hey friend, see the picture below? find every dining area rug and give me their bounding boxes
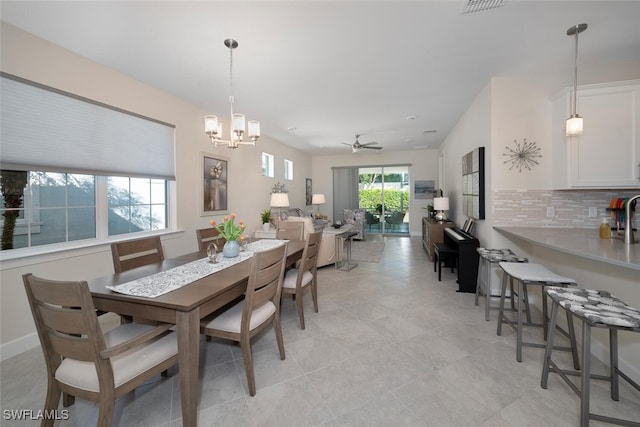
[349,234,385,263]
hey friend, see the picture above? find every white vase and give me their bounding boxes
[262,223,270,231]
[222,240,240,258]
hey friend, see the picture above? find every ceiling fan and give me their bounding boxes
[340,134,383,153]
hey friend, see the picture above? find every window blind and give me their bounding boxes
[0,73,176,180]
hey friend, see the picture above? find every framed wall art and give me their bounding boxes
[305,178,312,206]
[462,147,485,220]
[201,153,228,216]
[414,180,435,199]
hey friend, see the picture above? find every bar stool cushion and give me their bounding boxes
[476,248,528,321]
[498,262,576,284]
[546,287,640,330]
[497,262,579,364]
[477,248,527,263]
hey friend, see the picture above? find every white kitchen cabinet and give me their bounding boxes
[551,80,640,189]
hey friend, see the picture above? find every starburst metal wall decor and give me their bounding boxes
[503,138,542,172]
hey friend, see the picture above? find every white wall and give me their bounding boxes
[441,75,640,382]
[439,82,492,243]
[0,22,312,357]
[491,77,553,191]
[311,150,439,236]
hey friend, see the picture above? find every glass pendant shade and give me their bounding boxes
[248,120,260,138]
[204,115,219,136]
[566,114,583,136]
[232,113,245,135]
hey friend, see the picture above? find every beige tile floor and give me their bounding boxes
[2,236,639,426]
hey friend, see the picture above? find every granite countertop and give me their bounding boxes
[494,226,640,271]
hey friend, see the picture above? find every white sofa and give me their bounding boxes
[280,216,351,267]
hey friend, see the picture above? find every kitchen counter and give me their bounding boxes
[494,226,640,271]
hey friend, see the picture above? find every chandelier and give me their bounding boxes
[204,39,260,149]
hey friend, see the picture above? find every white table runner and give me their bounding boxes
[106,239,287,298]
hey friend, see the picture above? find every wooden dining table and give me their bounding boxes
[87,240,305,427]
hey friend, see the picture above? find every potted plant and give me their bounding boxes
[260,209,272,231]
[209,214,246,257]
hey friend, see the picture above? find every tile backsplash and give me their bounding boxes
[494,189,640,228]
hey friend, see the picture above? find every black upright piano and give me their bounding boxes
[443,227,480,293]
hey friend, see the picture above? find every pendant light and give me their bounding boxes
[566,23,588,137]
[204,39,260,149]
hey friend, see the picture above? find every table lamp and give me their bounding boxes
[433,197,449,222]
[311,193,326,217]
[270,192,289,223]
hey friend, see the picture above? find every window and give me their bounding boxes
[108,177,167,236]
[284,159,294,180]
[0,74,174,254]
[262,152,274,177]
[0,170,168,250]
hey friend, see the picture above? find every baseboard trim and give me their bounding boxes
[591,338,640,385]
[1,332,40,362]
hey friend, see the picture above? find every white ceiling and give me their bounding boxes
[2,1,640,155]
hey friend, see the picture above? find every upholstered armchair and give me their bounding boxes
[343,208,366,240]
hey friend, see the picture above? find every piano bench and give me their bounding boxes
[433,243,457,282]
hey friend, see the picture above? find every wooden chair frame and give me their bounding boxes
[110,236,164,273]
[23,273,178,427]
[276,221,305,241]
[200,242,288,396]
[282,231,322,330]
[196,227,226,252]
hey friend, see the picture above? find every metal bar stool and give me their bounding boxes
[433,242,457,282]
[541,287,640,427]
[496,262,580,366]
[475,248,528,321]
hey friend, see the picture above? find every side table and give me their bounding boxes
[335,230,358,271]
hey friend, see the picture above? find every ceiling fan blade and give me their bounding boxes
[360,141,378,147]
[362,146,383,150]
[339,142,353,146]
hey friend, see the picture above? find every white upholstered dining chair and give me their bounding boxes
[22,273,178,427]
[282,231,322,330]
[200,242,289,396]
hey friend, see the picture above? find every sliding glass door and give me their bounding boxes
[358,166,409,235]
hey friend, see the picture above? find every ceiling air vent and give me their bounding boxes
[461,0,504,14]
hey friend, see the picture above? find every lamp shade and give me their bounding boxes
[312,193,326,205]
[566,115,583,136]
[433,197,449,211]
[270,193,289,208]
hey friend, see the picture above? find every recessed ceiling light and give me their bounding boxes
[287,126,297,131]
[406,115,417,120]
[405,139,416,143]
[423,129,438,133]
